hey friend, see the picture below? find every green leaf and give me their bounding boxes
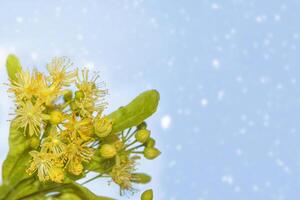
[2,120,32,185]
[6,54,22,83]
[51,183,114,200]
[107,90,160,133]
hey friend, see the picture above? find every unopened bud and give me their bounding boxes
[137,121,147,130]
[141,189,153,200]
[75,90,85,100]
[100,144,117,159]
[135,129,150,143]
[94,117,112,138]
[144,147,161,160]
[63,90,73,102]
[30,137,40,149]
[131,173,151,184]
[70,101,78,111]
[145,138,155,148]
[49,110,64,125]
[114,140,124,151]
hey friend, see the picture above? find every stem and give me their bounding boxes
[124,129,137,143]
[125,140,137,149]
[132,151,143,154]
[126,144,144,152]
[124,128,132,139]
[81,174,103,185]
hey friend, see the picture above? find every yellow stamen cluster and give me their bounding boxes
[8,57,111,183]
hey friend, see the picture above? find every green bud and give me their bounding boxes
[94,117,112,138]
[63,90,73,102]
[135,129,150,143]
[75,90,85,100]
[70,101,78,111]
[30,137,40,149]
[6,54,22,83]
[137,121,147,130]
[49,110,64,125]
[102,134,119,144]
[131,173,152,184]
[145,137,156,148]
[144,147,161,160]
[100,144,117,159]
[141,189,153,200]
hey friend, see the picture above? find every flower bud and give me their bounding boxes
[135,129,150,143]
[144,147,161,160]
[94,117,112,138]
[49,110,64,125]
[145,138,155,148]
[114,140,124,151]
[141,189,153,200]
[137,121,147,130]
[30,137,40,149]
[63,90,73,102]
[131,173,151,184]
[100,144,117,159]
[70,101,78,111]
[75,90,85,100]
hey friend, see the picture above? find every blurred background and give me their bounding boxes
[1,0,300,199]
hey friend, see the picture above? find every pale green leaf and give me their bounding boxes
[2,120,32,186]
[6,54,22,83]
[107,90,160,133]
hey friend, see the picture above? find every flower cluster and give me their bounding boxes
[7,57,160,198]
[8,57,108,183]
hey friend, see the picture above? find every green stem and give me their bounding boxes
[126,144,144,152]
[81,174,103,185]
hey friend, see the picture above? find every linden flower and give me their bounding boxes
[8,70,36,101]
[15,101,48,136]
[110,157,136,191]
[27,151,64,183]
[34,71,62,105]
[64,139,94,175]
[47,57,78,87]
[41,128,66,154]
[75,69,107,114]
[63,114,94,141]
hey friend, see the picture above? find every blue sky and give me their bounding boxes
[1,0,300,199]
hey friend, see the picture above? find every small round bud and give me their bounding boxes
[70,101,78,111]
[100,144,117,159]
[30,137,40,149]
[114,140,124,151]
[145,138,156,148]
[137,121,147,130]
[131,173,151,184]
[63,90,73,102]
[75,90,85,100]
[135,129,150,143]
[141,189,153,200]
[144,147,161,160]
[49,110,64,125]
[94,117,112,138]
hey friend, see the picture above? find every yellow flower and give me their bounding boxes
[14,101,48,136]
[41,128,66,154]
[110,157,136,191]
[94,115,112,138]
[27,151,64,183]
[47,57,78,87]
[64,139,94,175]
[75,69,107,115]
[63,114,94,141]
[8,70,36,101]
[34,71,62,105]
